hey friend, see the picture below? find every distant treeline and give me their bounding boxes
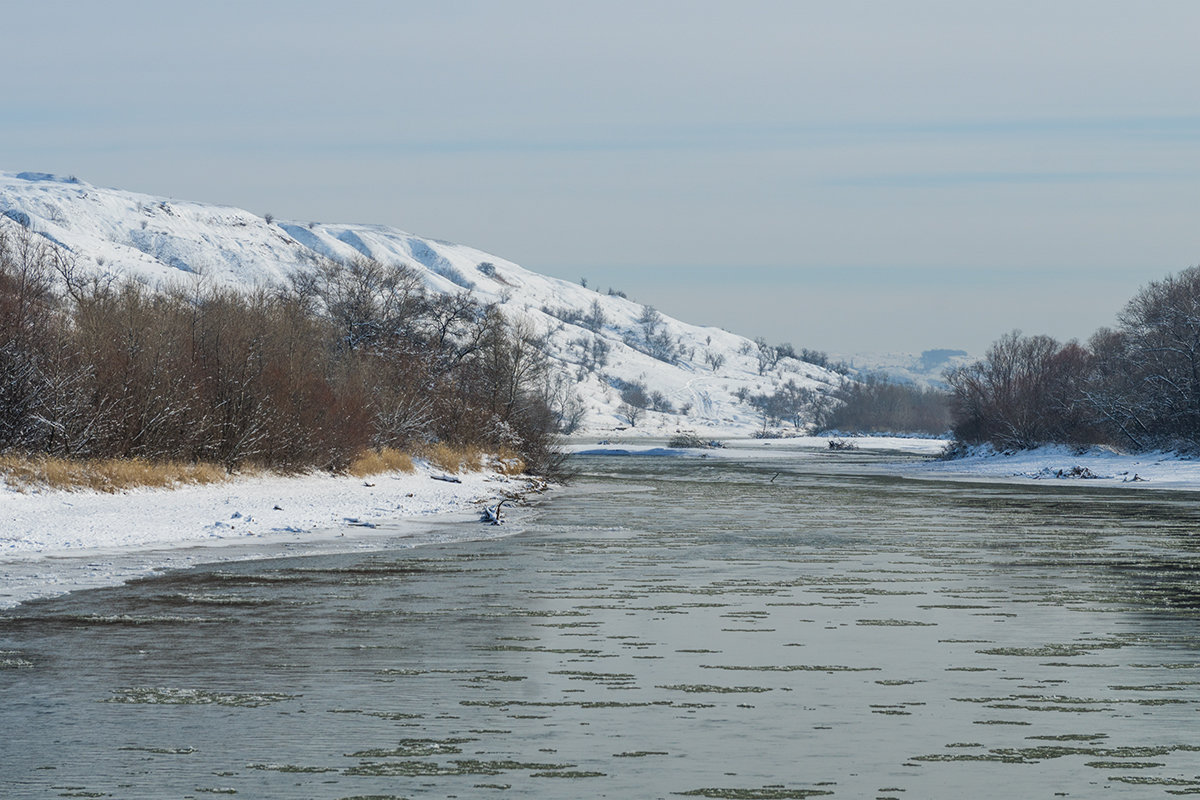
[826,374,951,436]
[0,225,563,473]
[734,374,951,437]
[947,265,1200,452]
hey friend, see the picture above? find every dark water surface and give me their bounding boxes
[4,448,1200,799]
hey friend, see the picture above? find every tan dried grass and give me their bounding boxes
[490,446,526,476]
[420,443,524,475]
[347,447,416,477]
[0,454,229,493]
[421,442,484,474]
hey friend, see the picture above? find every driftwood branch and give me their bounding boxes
[482,498,510,525]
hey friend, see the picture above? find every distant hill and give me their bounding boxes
[833,349,974,390]
[0,171,846,437]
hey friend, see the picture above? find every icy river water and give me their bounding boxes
[4,447,1200,799]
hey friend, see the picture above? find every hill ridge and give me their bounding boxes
[0,170,843,436]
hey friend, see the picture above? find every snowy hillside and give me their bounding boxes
[0,171,845,436]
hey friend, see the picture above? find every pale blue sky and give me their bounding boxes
[5,1,1199,354]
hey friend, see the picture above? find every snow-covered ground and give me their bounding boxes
[907,443,1200,489]
[0,462,538,609]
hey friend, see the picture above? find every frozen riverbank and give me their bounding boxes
[569,434,1200,491]
[908,442,1200,489]
[8,435,1200,609]
[0,462,540,608]
[565,434,949,458]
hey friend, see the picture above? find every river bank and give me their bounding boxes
[6,434,1200,608]
[0,461,543,608]
[570,434,1200,491]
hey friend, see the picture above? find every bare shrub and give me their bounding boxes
[746,380,834,430]
[649,390,674,413]
[619,381,649,409]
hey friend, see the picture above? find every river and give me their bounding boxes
[3,446,1200,798]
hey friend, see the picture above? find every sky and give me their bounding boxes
[4,1,1199,356]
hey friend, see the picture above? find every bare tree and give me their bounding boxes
[754,337,782,375]
[946,331,1094,449]
[827,374,951,435]
[1082,327,1152,449]
[0,229,570,474]
[1107,266,1200,447]
[583,299,606,332]
[617,401,643,427]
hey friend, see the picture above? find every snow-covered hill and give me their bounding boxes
[0,171,845,436]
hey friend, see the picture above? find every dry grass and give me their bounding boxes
[0,443,519,493]
[347,447,416,478]
[420,443,525,476]
[490,446,527,476]
[421,442,484,474]
[0,453,229,493]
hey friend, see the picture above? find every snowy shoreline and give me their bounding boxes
[0,462,540,609]
[903,442,1200,491]
[7,436,1200,610]
[568,434,1200,491]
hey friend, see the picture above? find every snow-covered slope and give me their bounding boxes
[0,171,844,436]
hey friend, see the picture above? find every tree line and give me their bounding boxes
[947,265,1200,452]
[0,224,563,474]
[826,374,951,436]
